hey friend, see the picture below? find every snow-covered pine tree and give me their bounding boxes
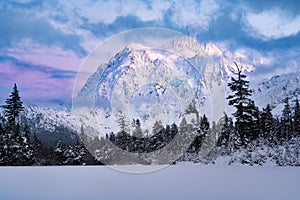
[0,123,2,135]
[281,97,293,141]
[0,128,35,166]
[205,121,218,151]
[165,124,171,143]
[151,120,165,150]
[227,62,257,146]
[272,117,282,145]
[152,120,164,135]
[194,114,209,149]
[3,83,24,125]
[116,114,130,134]
[187,114,208,153]
[293,98,300,136]
[132,119,143,138]
[79,125,88,145]
[217,113,230,147]
[248,100,260,140]
[0,83,35,165]
[260,105,273,135]
[227,116,236,154]
[260,104,274,143]
[200,114,210,134]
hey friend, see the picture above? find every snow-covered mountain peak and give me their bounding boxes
[252,71,300,115]
[169,37,255,78]
[203,43,223,57]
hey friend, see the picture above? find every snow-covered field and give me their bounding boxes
[0,165,299,200]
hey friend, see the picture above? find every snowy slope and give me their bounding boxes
[75,39,256,106]
[74,44,211,136]
[19,106,78,146]
[252,71,300,115]
[73,39,257,137]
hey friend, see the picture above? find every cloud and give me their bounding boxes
[1,0,300,106]
[0,4,86,56]
[58,0,170,25]
[0,55,76,105]
[241,0,300,16]
[246,9,300,40]
[5,39,84,72]
[170,0,220,29]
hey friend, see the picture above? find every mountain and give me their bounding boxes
[252,71,300,115]
[73,39,298,137]
[20,106,78,146]
[0,105,78,147]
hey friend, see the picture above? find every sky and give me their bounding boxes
[0,0,299,107]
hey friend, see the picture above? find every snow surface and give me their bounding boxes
[0,165,299,200]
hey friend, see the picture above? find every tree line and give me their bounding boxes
[0,84,100,165]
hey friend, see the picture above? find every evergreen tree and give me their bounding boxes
[227,63,256,146]
[132,119,143,138]
[54,140,66,165]
[217,113,230,147]
[152,120,164,135]
[273,117,282,145]
[24,124,30,141]
[79,125,88,145]
[200,114,210,133]
[0,123,3,135]
[165,124,171,143]
[116,114,130,134]
[29,131,41,165]
[177,117,191,151]
[260,104,274,141]
[0,128,35,166]
[151,120,165,150]
[227,116,236,153]
[205,121,218,151]
[32,131,41,148]
[248,101,260,140]
[0,84,36,165]
[170,123,178,138]
[281,97,292,140]
[293,98,300,136]
[189,114,210,152]
[3,83,24,125]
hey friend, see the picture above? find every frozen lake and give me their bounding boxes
[0,165,299,200]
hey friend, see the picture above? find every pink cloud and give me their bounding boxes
[0,61,75,105]
[6,39,84,72]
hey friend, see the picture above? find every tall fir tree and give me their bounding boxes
[217,113,230,147]
[0,123,3,135]
[3,83,24,125]
[227,62,256,146]
[281,97,293,140]
[293,98,300,136]
[116,114,130,134]
[0,83,36,165]
[152,120,165,135]
[79,125,88,145]
[132,119,143,138]
[248,100,260,140]
[200,114,210,133]
[260,104,274,142]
